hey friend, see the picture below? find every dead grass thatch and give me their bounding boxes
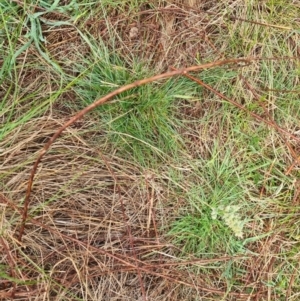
[1,116,264,300]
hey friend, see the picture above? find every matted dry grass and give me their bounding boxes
[1,0,300,300]
[83,0,230,70]
[0,117,220,300]
[2,114,298,300]
[0,116,254,300]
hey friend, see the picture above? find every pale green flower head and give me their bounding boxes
[211,205,244,238]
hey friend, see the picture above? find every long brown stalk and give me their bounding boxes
[17,56,298,241]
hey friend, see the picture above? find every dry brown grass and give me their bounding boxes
[1,116,253,300]
[83,0,231,70]
[1,0,300,300]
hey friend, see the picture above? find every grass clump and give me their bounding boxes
[74,44,198,165]
[169,146,249,256]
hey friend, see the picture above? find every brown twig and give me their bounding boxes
[238,74,300,177]
[175,66,300,178]
[17,56,298,242]
[173,67,300,148]
[16,57,252,242]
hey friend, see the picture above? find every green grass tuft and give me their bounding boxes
[74,44,198,165]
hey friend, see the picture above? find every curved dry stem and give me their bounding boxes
[16,56,297,241]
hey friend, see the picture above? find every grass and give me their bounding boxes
[73,46,198,165]
[1,0,300,300]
